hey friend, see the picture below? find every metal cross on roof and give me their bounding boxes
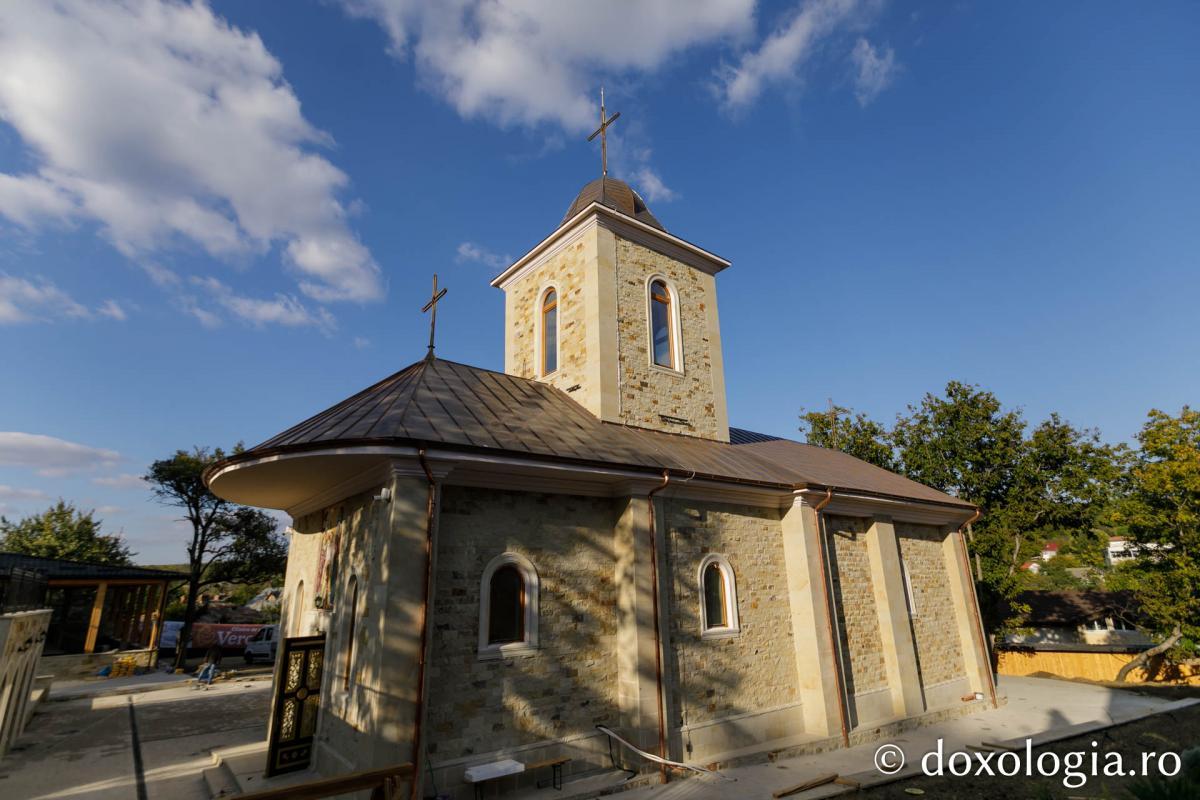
[588,86,621,177]
[421,273,448,358]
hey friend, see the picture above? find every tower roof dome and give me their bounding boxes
[562,177,665,231]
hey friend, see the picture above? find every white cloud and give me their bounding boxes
[96,505,122,515]
[0,485,48,501]
[631,168,677,203]
[353,336,371,349]
[340,0,754,131]
[0,432,121,476]
[97,299,127,321]
[850,38,896,106]
[456,241,511,270]
[0,274,133,324]
[92,473,146,490]
[0,0,381,303]
[0,274,90,323]
[717,0,880,111]
[192,276,337,334]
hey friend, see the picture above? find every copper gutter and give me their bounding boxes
[811,488,850,748]
[646,470,671,783]
[409,448,437,800]
[955,508,997,709]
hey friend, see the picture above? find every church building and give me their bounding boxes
[206,153,995,796]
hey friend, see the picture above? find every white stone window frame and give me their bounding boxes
[478,552,540,660]
[644,273,684,376]
[697,554,740,640]
[535,282,561,378]
[901,558,919,617]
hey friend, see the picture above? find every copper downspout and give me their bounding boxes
[955,508,998,709]
[646,470,671,784]
[811,487,850,748]
[410,448,438,800]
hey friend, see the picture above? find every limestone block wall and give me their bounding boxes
[826,516,888,699]
[664,498,798,750]
[281,524,322,638]
[614,237,727,441]
[896,523,966,691]
[505,231,592,399]
[424,486,621,763]
[290,488,393,774]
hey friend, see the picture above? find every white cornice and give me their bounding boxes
[491,202,730,290]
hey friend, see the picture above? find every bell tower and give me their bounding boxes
[491,176,731,442]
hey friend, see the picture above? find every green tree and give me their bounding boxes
[890,384,1123,633]
[1110,407,1200,681]
[146,447,287,669]
[799,404,895,470]
[890,382,1028,629]
[0,500,133,564]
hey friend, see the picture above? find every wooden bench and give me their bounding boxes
[464,758,524,799]
[525,756,571,791]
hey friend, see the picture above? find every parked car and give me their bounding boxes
[243,624,278,664]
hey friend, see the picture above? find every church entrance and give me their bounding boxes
[266,634,326,776]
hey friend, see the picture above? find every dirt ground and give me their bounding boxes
[865,694,1200,799]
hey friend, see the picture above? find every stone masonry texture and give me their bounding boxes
[615,237,722,440]
[897,522,967,688]
[826,515,888,696]
[424,486,621,760]
[664,499,798,726]
[508,236,589,395]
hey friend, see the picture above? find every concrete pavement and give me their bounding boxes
[0,677,270,800]
[615,676,1198,800]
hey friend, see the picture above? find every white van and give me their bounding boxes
[243,625,278,664]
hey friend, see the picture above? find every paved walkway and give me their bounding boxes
[1,675,1190,800]
[616,676,1196,800]
[0,677,271,800]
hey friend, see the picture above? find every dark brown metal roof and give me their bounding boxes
[563,177,665,231]
[0,553,180,581]
[224,357,972,509]
[1015,590,1141,627]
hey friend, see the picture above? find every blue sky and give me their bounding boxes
[1,1,1197,563]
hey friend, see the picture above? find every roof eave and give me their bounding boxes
[491,201,730,290]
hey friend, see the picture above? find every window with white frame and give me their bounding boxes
[901,559,918,617]
[478,552,539,658]
[540,287,558,376]
[342,574,358,690]
[698,554,739,638]
[647,277,682,371]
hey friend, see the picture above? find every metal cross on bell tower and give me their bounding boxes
[588,86,621,177]
[421,273,448,359]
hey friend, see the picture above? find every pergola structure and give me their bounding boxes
[0,554,179,655]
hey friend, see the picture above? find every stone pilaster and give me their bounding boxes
[865,516,924,718]
[614,494,668,755]
[780,498,844,737]
[941,528,993,698]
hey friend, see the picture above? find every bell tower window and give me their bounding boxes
[541,288,558,375]
[649,279,676,369]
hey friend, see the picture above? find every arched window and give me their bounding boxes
[648,279,677,370]
[342,575,358,690]
[541,288,558,375]
[697,555,739,638]
[478,553,539,659]
[293,580,306,636]
[901,559,918,617]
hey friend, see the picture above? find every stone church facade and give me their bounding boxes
[206,176,994,797]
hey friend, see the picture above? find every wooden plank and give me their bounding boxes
[231,763,413,800]
[772,772,838,798]
[525,756,571,770]
[83,582,108,654]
